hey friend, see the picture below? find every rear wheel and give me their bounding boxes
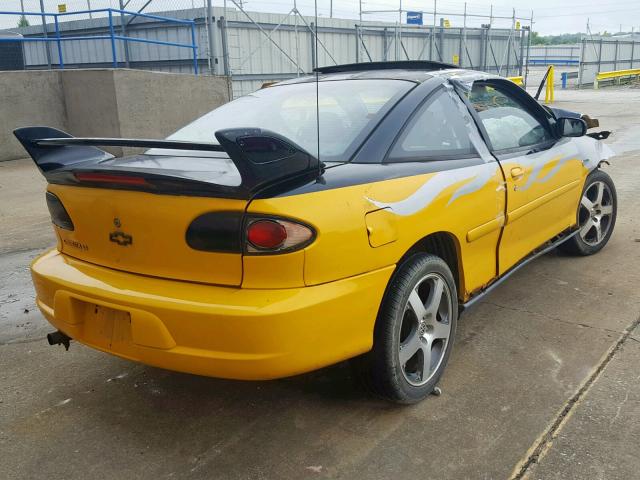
[354,254,458,404]
[560,170,617,256]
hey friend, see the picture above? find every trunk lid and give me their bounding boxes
[14,126,323,285]
[49,182,247,286]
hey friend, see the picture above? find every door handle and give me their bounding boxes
[510,166,525,180]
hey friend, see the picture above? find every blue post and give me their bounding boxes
[190,22,198,75]
[53,15,64,69]
[561,72,568,89]
[108,9,118,67]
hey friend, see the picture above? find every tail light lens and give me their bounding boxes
[247,220,287,249]
[186,213,315,254]
[45,192,74,230]
[186,212,243,253]
[245,217,315,253]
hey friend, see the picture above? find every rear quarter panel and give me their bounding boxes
[247,161,505,300]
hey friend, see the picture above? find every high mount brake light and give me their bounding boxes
[74,172,149,186]
[246,218,315,253]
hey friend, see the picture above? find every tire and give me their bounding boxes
[353,253,458,404]
[559,169,617,256]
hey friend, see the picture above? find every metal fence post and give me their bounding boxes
[355,24,360,63]
[578,38,585,88]
[458,28,463,67]
[38,0,52,69]
[383,27,389,61]
[485,27,492,71]
[206,0,216,74]
[613,40,618,71]
[479,26,486,71]
[190,22,198,75]
[631,40,635,69]
[118,0,130,68]
[310,22,316,70]
[108,9,118,67]
[598,38,603,73]
[54,14,63,69]
[431,0,436,61]
[460,3,466,66]
[518,29,525,76]
[524,27,532,86]
[397,1,402,61]
[429,26,434,61]
[219,16,230,77]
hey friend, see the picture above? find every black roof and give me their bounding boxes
[279,61,461,86]
[314,61,459,75]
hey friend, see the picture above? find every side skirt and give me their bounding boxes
[460,229,579,313]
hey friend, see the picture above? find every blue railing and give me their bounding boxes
[528,58,580,66]
[0,8,198,74]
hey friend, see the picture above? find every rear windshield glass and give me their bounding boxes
[157,79,412,161]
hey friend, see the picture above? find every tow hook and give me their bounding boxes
[47,331,71,351]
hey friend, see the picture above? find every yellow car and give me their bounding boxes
[16,61,616,403]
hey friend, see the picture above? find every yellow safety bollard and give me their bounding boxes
[544,65,555,104]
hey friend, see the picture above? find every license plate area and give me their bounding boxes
[83,303,132,350]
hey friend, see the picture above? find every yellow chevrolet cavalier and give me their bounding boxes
[16,61,616,403]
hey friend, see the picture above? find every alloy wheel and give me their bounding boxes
[579,180,614,246]
[398,273,453,387]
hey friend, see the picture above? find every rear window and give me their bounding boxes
[160,79,412,161]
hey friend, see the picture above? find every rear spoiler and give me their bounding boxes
[14,126,323,198]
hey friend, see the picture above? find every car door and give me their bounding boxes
[371,86,505,295]
[464,80,584,273]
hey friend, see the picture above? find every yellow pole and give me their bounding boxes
[545,65,555,104]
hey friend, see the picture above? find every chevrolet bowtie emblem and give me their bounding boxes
[109,231,133,246]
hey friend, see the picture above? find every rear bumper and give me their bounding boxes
[31,250,393,380]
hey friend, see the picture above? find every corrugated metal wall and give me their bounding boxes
[13,6,528,98]
[221,11,527,97]
[579,37,640,85]
[528,45,580,65]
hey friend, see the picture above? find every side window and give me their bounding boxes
[467,83,554,151]
[388,90,477,162]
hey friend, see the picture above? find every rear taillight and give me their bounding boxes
[186,213,315,254]
[45,192,74,231]
[186,212,243,253]
[245,217,314,253]
[247,220,287,250]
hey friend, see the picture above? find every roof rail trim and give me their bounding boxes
[314,61,459,74]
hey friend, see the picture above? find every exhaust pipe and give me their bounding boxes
[47,331,71,351]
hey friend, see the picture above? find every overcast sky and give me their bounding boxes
[2,0,639,35]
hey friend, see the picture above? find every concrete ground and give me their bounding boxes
[1,88,639,480]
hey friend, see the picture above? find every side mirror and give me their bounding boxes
[557,117,587,137]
